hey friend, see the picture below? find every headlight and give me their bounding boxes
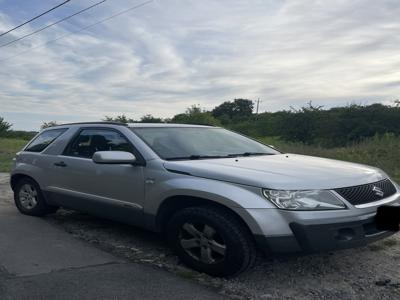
[262,189,347,210]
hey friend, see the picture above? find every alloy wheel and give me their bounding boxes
[179,222,226,264]
[18,184,38,210]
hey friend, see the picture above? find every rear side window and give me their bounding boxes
[25,128,67,153]
[64,129,134,158]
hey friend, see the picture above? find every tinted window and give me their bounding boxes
[25,128,67,152]
[64,129,134,158]
[131,127,279,160]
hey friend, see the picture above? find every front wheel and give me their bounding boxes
[14,178,58,216]
[167,206,257,277]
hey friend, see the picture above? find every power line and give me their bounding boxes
[0,0,154,63]
[0,0,107,48]
[0,0,72,38]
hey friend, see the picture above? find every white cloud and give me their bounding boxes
[0,0,399,130]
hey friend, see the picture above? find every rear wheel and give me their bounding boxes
[167,206,257,277]
[14,178,58,216]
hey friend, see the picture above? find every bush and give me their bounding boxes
[224,103,400,147]
[171,105,221,126]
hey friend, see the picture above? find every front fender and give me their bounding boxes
[146,176,275,211]
[144,175,277,235]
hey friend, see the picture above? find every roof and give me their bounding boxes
[51,122,215,128]
[127,123,215,128]
[52,121,127,127]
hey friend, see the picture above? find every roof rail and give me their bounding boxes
[53,121,128,127]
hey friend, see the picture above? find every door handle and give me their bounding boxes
[54,161,67,167]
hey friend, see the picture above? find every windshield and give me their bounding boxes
[131,127,279,160]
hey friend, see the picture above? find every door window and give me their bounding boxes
[25,128,67,152]
[64,129,134,158]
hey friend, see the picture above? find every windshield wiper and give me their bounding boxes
[167,152,274,160]
[227,152,273,157]
[166,155,229,161]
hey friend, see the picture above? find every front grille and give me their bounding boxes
[334,179,397,206]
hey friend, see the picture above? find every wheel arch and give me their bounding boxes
[155,195,260,237]
[10,173,38,191]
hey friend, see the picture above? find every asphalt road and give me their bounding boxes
[0,174,224,300]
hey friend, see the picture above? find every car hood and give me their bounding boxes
[163,154,387,190]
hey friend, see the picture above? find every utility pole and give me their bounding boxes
[256,98,261,114]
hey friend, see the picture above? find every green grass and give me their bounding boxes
[258,134,400,183]
[0,138,28,172]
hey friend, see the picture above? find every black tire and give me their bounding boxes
[14,177,58,216]
[167,206,257,277]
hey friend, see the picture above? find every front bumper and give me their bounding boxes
[255,215,397,254]
[249,188,400,254]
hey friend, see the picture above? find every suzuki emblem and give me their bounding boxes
[372,186,384,197]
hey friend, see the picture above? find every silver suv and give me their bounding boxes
[10,122,400,276]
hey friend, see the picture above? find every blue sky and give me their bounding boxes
[0,0,399,130]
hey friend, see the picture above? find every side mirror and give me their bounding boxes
[92,151,137,164]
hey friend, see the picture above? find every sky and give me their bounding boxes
[0,0,399,130]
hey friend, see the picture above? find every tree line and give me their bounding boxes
[1,99,399,147]
[0,117,36,140]
[105,99,400,147]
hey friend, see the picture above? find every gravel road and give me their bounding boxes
[1,173,399,299]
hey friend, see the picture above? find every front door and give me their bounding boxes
[47,128,145,225]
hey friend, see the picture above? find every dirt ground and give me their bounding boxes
[1,173,399,300]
